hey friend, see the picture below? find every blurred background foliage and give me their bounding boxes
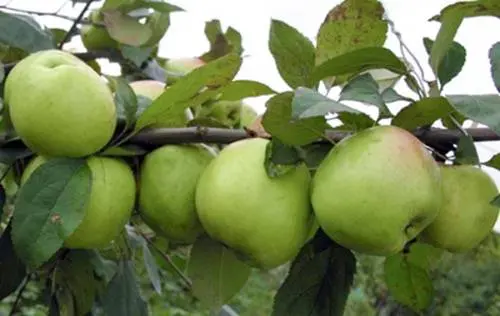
[2,231,499,316]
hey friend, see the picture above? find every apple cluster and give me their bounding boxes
[4,49,499,271]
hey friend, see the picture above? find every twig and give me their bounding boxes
[58,0,94,49]
[0,5,78,22]
[137,231,193,288]
[8,273,32,316]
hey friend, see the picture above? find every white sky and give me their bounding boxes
[3,0,500,231]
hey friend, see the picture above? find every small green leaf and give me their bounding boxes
[0,12,54,53]
[264,139,302,178]
[455,134,479,166]
[141,241,162,295]
[218,80,276,101]
[339,73,391,118]
[269,19,316,89]
[423,37,466,89]
[100,145,147,157]
[392,97,455,130]
[447,94,500,135]
[292,87,360,119]
[200,20,243,62]
[0,223,26,300]
[102,10,153,47]
[384,252,434,312]
[382,87,414,103]
[484,153,500,170]
[311,47,408,84]
[11,158,92,268]
[262,92,330,146]
[121,45,154,67]
[490,194,500,207]
[315,0,388,87]
[301,143,333,171]
[100,260,149,316]
[489,42,500,93]
[187,236,251,310]
[108,76,138,127]
[338,112,376,131]
[272,231,356,316]
[187,117,229,128]
[135,53,242,131]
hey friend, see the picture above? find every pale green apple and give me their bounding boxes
[138,144,215,244]
[311,125,442,256]
[195,138,315,269]
[21,155,136,249]
[129,80,193,126]
[194,100,243,127]
[164,57,205,76]
[81,25,119,51]
[5,49,116,157]
[419,165,500,252]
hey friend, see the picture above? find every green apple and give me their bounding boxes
[138,144,215,244]
[239,104,258,128]
[194,100,243,127]
[419,165,500,252]
[21,155,136,249]
[311,125,442,256]
[81,10,119,51]
[129,80,193,126]
[164,57,205,76]
[5,49,116,157]
[195,138,315,269]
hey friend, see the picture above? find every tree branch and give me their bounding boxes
[58,0,95,49]
[0,5,81,23]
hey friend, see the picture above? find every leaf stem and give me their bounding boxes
[8,273,32,316]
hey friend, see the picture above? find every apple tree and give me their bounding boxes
[0,0,499,315]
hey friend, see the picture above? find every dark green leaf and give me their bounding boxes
[141,241,162,295]
[264,139,302,178]
[447,94,500,135]
[0,12,54,53]
[269,19,316,89]
[50,28,68,46]
[0,223,26,300]
[484,153,500,170]
[0,146,32,165]
[187,117,229,128]
[121,45,154,67]
[392,97,455,130]
[315,0,388,87]
[108,76,138,127]
[218,80,276,101]
[489,42,500,93]
[135,53,242,131]
[382,87,414,103]
[11,158,92,268]
[272,231,356,316]
[100,260,148,316]
[384,252,433,312]
[423,37,466,89]
[292,87,360,119]
[338,112,376,131]
[301,143,333,171]
[200,20,243,62]
[0,60,4,83]
[339,73,391,118]
[455,134,480,166]
[262,92,330,146]
[490,194,500,207]
[102,10,152,46]
[311,47,408,84]
[187,236,250,309]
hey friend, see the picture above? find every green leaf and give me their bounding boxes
[200,20,243,62]
[392,97,455,130]
[0,223,26,300]
[301,143,333,171]
[102,0,135,10]
[0,146,32,165]
[447,94,500,135]
[187,236,250,309]
[382,87,414,103]
[100,260,149,316]
[339,73,391,118]
[0,12,54,53]
[268,19,316,89]
[108,76,138,127]
[489,42,500,93]
[272,231,356,316]
[100,145,147,157]
[0,60,4,83]
[338,112,376,131]
[102,10,153,47]
[292,87,360,119]
[56,250,106,316]
[141,240,162,295]
[490,194,500,207]
[484,153,500,170]
[143,11,170,47]
[136,1,184,13]
[315,0,388,87]
[50,28,68,46]
[262,92,330,146]
[455,134,480,166]
[311,47,408,84]
[121,45,154,67]
[423,37,466,89]
[264,139,302,178]
[217,80,276,101]
[11,158,92,268]
[384,252,434,312]
[135,53,242,131]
